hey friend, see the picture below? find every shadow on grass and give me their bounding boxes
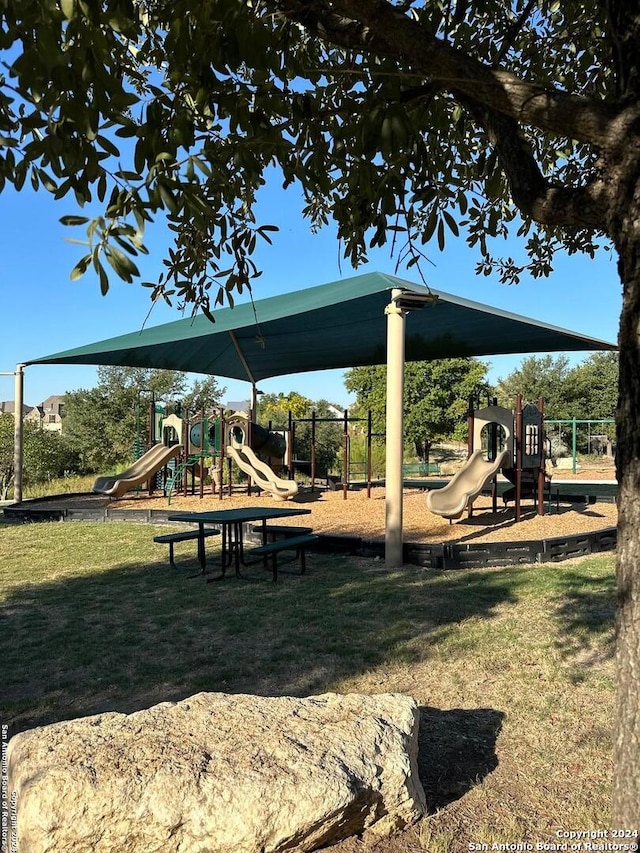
[3,523,614,815]
[550,564,616,666]
[418,706,504,811]
[2,547,518,741]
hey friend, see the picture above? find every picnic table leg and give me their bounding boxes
[206,524,228,583]
[234,521,244,576]
[197,525,206,573]
[259,520,269,568]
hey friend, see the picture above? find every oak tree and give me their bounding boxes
[2,0,637,823]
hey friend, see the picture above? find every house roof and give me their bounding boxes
[0,401,33,416]
[26,272,616,382]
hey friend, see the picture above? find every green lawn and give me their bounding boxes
[0,518,616,852]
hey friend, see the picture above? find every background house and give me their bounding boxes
[39,395,65,433]
[0,395,65,433]
[0,401,33,418]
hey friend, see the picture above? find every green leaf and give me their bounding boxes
[442,210,459,237]
[97,135,120,158]
[60,0,76,21]
[97,259,110,295]
[70,254,91,281]
[105,245,140,281]
[60,215,90,226]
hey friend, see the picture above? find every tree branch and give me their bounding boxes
[471,102,608,230]
[493,0,536,65]
[273,0,622,147]
[605,0,640,102]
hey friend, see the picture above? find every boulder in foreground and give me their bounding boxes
[8,691,427,852]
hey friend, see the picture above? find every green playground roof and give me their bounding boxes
[26,272,616,382]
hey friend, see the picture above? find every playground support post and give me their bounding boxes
[515,394,523,523]
[466,395,475,518]
[367,410,373,499]
[343,409,349,500]
[537,397,545,516]
[311,410,316,492]
[385,294,405,568]
[490,396,499,514]
[200,407,206,500]
[218,406,225,500]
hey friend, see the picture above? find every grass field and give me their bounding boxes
[0,518,616,852]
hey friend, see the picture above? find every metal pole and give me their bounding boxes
[13,365,25,503]
[342,408,348,500]
[311,410,316,492]
[515,394,523,523]
[537,397,545,516]
[385,293,406,568]
[572,417,577,474]
[367,410,372,499]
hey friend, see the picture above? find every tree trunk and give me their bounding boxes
[612,149,640,828]
[0,465,13,502]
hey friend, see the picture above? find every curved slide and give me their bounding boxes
[426,449,510,520]
[92,444,182,498]
[226,444,298,501]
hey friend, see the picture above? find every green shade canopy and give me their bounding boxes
[26,272,616,381]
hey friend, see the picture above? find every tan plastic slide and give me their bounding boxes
[425,448,511,520]
[92,444,182,498]
[226,444,298,500]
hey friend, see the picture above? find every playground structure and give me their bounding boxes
[426,395,548,521]
[160,406,298,501]
[225,412,298,500]
[287,409,378,498]
[92,401,303,501]
[92,391,558,530]
[90,396,386,502]
[545,417,615,473]
[91,443,182,498]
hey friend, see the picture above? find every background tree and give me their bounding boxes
[345,358,490,462]
[63,366,224,471]
[497,353,619,422]
[0,413,16,499]
[3,0,640,820]
[495,355,573,420]
[257,392,343,475]
[567,352,619,422]
[0,414,78,499]
[497,352,618,454]
[258,392,313,424]
[181,376,227,414]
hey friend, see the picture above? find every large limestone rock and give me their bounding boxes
[8,692,426,853]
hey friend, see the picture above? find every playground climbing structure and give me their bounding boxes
[426,396,549,521]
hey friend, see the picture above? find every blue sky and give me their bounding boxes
[0,177,621,411]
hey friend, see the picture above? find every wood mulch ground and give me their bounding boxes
[114,462,617,546]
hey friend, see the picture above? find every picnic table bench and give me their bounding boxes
[251,524,314,540]
[153,528,220,568]
[249,533,319,582]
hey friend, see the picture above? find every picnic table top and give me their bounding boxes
[167,506,312,525]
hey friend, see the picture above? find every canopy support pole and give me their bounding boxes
[14,363,25,503]
[228,331,256,385]
[228,330,259,419]
[385,292,406,568]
